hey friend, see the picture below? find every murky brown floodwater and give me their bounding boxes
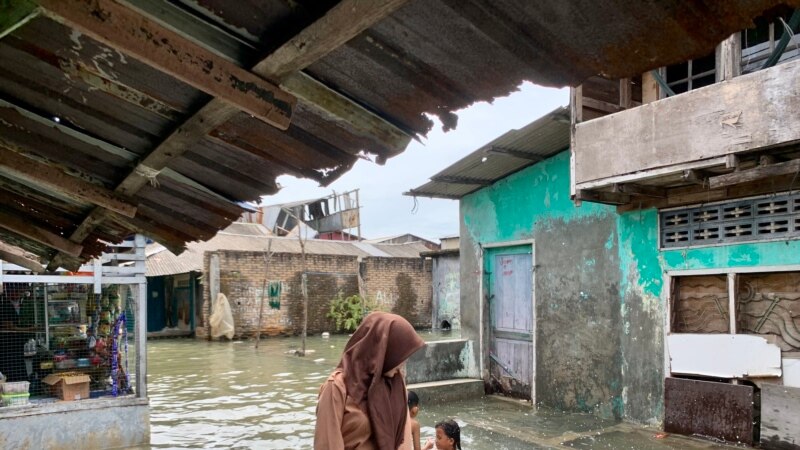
[141,335,743,450]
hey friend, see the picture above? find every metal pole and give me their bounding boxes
[136,281,148,398]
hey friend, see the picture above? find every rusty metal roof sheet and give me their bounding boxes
[145,223,430,276]
[406,107,570,199]
[0,0,794,270]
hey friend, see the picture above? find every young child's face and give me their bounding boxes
[434,426,454,450]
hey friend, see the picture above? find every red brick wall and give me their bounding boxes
[197,251,432,338]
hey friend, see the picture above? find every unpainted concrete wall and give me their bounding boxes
[0,404,149,449]
[432,255,460,330]
[406,339,476,384]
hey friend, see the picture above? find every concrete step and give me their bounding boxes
[407,378,484,405]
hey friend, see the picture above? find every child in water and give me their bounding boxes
[408,391,421,450]
[422,419,462,450]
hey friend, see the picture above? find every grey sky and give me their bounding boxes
[261,82,568,242]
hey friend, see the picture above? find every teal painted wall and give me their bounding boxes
[462,151,624,418]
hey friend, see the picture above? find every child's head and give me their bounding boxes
[434,419,461,450]
[407,390,419,418]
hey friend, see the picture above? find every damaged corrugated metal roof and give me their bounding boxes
[145,223,430,277]
[0,0,794,270]
[405,106,571,199]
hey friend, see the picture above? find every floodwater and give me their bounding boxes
[141,335,743,450]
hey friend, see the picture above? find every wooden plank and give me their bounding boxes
[665,377,754,445]
[575,189,630,205]
[37,0,295,130]
[761,384,800,449]
[0,0,39,40]
[574,57,800,185]
[682,168,709,185]
[581,96,624,114]
[717,33,742,82]
[613,183,666,198]
[708,158,800,189]
[0,210,82,256]
[619,78,632,109]
[641,71,659,104]
[252,0,411,81]
[0,149,137,217]
[667,334,782,378]
[0,242,43,273]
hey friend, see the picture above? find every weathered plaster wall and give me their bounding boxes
[406,339,476,384]
[432,254,460,330]
[0,402,149,449]
[461,151,622,417]
[617,208,800,426]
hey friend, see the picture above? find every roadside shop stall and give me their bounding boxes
[0,236,148,448]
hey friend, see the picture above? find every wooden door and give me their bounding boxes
[488,249,533,400]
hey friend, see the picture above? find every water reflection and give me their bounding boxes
[142,333,741,450]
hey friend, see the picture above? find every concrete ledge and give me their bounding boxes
[0,395,148,419]
[407,339,477,384]
[407,378,484,405]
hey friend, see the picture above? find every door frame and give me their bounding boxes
[481,239,536,403]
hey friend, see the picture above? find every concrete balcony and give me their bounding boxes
[572,58,800,209]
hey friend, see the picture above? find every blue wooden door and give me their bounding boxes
[489,249,533,400]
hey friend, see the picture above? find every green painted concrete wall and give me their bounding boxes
[461,149,800,425]
[462,151,624,418]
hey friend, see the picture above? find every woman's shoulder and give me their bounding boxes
[321,369,346,392]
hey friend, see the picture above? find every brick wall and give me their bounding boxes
[363,257,432,328]
[197,250,432,338]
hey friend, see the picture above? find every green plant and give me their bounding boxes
[327,293,376,332]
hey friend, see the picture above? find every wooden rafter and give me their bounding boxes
[575,189,630,205]
[613,183,667,198]
[0,210,82,257]
[45,0,411,270]
[709,158,800,189]
[0,241,43,273]
[36,0,296,130]
[0,148,137,217]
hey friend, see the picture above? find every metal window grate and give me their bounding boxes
[661,192,800,248]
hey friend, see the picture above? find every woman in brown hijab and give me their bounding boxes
[314,312,426,450]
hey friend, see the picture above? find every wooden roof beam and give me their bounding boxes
[487,146,544,161]
[682,169,710,186]
[0,149,137,217]
[613,183,666,198]
[708,158,800,189]
[0,0,39,40]
[0,241,43,273]
[0,210,82,257]
[46,0,412,270]
[575,189,630,205]
[35,0,295,130]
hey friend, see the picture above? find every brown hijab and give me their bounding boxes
[337,312,425,450]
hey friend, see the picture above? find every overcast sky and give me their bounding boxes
[261,82,568,242]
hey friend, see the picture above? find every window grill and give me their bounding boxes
[661,192,800,248]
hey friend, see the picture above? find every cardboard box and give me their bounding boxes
[42,373,90,401]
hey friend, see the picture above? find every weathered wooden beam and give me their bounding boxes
[575,189,630,205]
[726,154,740,170]
[253,0,411,80]
[613,183,666,198]
[581,97,625,114]
[36,0,295,130]
[682,169,709,186]
[487,146,543,161]
[0,149,137,217]
[48,0,410,268]
[708,158,800,189]
[431,175,493,186]
[619,78,633,109]
[0,241,43,273]
[717,33,742,82]
[0,210,82,256]
[0,0,39,40]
